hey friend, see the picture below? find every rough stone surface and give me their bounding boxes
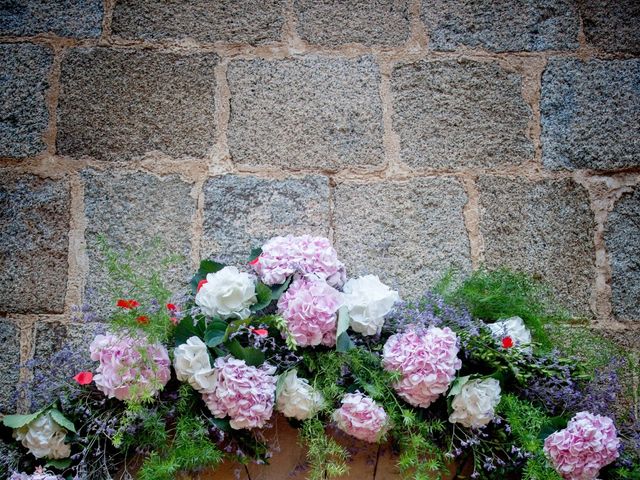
[541,58,640,170]
[580,0,640,54]
[391,59,533,169]
[0,0,103,38]
[202,175,330,264]
[294,0,410,46]
[82,170,195,313]
[112,0,284,44]
[422,0,579,52]
[333,178,471,298]
[0,43,51,158]
[227,57,384,171]
[0,318,19,411]
[0,173,69,313]
[478,176,595,316]
[33,321,104,369]
[57,48,218,161]
[605,188,640,322]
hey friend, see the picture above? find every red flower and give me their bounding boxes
[197,279,208,292]
[73,371,93,385]
[248,256,260,266]
[116,299,140,309]
[170,316,179,326]
[166,303,177,312]
[136,315,150,325]
[502,336,514,349]
[251,328,268,337]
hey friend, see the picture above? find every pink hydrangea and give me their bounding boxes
[277,276,342,347]
[253,235,346,287]
[89,333,170,401]
[332,392,389,443]
[202,356,277,430]
[382,326,461,408]
[544,411,620,480]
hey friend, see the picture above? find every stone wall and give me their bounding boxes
[1,0,639,418]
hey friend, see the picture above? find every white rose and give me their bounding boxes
[195,266,257,320]
[449,378,501,429]
[343,275,400,336]
[13,412,71,459]
[174,336,217,393]
[276,370,324,421]
[487,316,532,351]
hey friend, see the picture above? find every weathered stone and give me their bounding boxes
[422,0,579,52]
[333,178,471,298]
[112,0,284,44]
[57,48,218,161]
[478,176,595,316]
[202,175,330,263]
[0,0,103,38]
[0,318,20,412]
[294,0,410,46]
[82,170,195,313]
[391,59,533,169]
[227,57,384,171]
[605,188,640,322]
[0,173,69,313]
[0,44,51,158]
[580,0,640,54]
[541,58,640,170]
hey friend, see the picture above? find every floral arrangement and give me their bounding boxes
[1,234,638,480]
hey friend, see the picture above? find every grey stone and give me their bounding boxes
[478,176,595,316]
[0,318,19,412]
[82,169,195,313]
[391,59,533,169]
[0,173,69,313]
[57,48,218,161]
[227,57,384,171]
[0,0,103,38]
[202,175,330,263]
[541,58,640,170]
[294,0,410,46]
[112,0,284,44]
[0,44,51,158]
[422,0,579,52]
[605,188,640,322]
[333,178,471,298]
[580,0,640,54]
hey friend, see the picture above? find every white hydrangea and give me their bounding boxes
[13,412,71,459]
[276,370,324,421]
[449,378,501,429]
[174,336,216,393]
[195,266,256,319]
[487,316,532,351]
[343,275,400,336]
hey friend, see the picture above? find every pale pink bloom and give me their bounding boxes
[382,327,461,408]
[253,235,346,287]
[89,333,170,401]
[332,393,389,443]
[202,356,277,430]
[277,276,342,347]
[544,411,620,480]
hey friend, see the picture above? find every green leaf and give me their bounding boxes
[247,247,262,263]
[204,319,228,348]
[539,416,568,441]
[227,339,265,366]
[49,409,76,433]
[174,315,206,347]
[336,332,355,353]
[269,277,292,301]
[251,282,272,312]
[447,375,471,397]
[2,411,42,429]
[275,370,292,401]
[336,306,350,338]
[208,417,231,432]
[45,458,72,469]
[189,260,225,294]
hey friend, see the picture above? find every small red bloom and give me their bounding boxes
[248,256,260,266]
[166,303,177,312]
[116,299,140,309]
[197,279,208,292]
[73,371,93,385]
[252,328,268,337]
[136,315,150,325]
[170,316,179,326]
[502,336,514,349]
